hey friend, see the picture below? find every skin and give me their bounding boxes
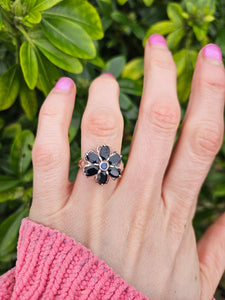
[29,39,225,300]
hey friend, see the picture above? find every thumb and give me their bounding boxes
[197,212,225,299]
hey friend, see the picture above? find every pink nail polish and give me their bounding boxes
[203,44,222,60]
[55,77,74,90]
[101,73,115,78]
[148,34,167,47]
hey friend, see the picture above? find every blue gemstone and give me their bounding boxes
[100,162,108,170]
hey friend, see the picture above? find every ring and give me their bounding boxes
[78,145,123,185]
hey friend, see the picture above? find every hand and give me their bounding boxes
[29,35,225,300]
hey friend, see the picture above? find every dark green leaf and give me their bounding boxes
[167,27,184,50]
[0,11,3,30]
[0,204,28,256]
[20,41,38,89]
[0,118,4,130]
[0,176,20,193]
[0,0,10,10]
[0,65,20,111]
[44,0,104,40]
[19,82,38,120]
[104,56,126,78]
[119,93,133,110]
[10,130,35,176]
[2,123,22,139]
[119,78,143,96]
[36,50,60,96]
[41,15,96,59]
[33,38,83,73]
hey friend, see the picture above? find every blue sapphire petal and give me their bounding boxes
[86,152,100,164]
[84,165,99,177]
[99,145,110,160]
[109,153,121,166]
[109,167,121,178]
[97,171,108,185]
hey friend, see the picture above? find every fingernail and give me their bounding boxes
[203,44,222,60]
[55,77,74,90]
[148,34,167,47]
[101,72,115,78]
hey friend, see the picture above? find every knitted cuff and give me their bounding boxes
[13,217,147,300]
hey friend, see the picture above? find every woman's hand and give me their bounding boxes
[29,35,225,300]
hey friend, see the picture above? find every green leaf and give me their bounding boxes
[167,27,184,50]
[167,3,184,24]
[216,28,225,55]
[117,0,128,5]
[24,0,38,11]
[23,9,42,26]
[45,0,104,40]
[41,15,96,59]
[0,187,24,202]
[0,175,20,193]
[33,0,62,12]
[119,93,133,110]
[0,204,28,256]
[122,58,144,80]
[68,115,80,143]
[104,56,126,78]
[143,21,178,46]
[2,123,22,139]
[0,118,4,130]
[143,0,154,7]
[0,0,10,10]
[0,65,20,111]
[20,41,38,89]
[119,78,143,96]
[36,50,60,96]
[33,38,83,73]
[19,83,38,120]
[193,24,209,41]
[0,11,3,30]
[10,130,34,176]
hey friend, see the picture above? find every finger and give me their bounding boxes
[73,73,123,196]
[30,77,76,221]
[197,213,225,299]
[120,34,180,197]
[163,44,225,224]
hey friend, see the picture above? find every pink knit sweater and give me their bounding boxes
[0,217,147,299]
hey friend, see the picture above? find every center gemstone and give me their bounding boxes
[100,161,109,171]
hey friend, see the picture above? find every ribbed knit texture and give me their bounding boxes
[0,217,148,299]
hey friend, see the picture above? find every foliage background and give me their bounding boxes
[0,0,224,298]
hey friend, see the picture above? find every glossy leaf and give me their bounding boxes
[143,21,178,45]
[167,3,184,24]
[33,38,83,73]
[23,10,42,26]
[33,0,62,12]
[10,130,34,176]
[117,0,128,5]
[143,0,154,6]
[167,27,184,50]
[104,56,126,78]
[122,58,144,80]
[0,65,20,111]
[20,41,38,89]
[41,15,96,59]
[25,0,38,11]
[119,78,143,96]
[45,0,104,40]
[0,187,24,203]
[0,205,29,256]
[36,50,60,96]
[19,83,38,120]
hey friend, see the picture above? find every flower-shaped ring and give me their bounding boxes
[78,145,123,185]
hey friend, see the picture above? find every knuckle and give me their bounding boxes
[32,142,65,169]
[191,124,224,157]
[146,102,181,131]
[81,109,123,138]
[198,71,225,95]
[89,76,120,96]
